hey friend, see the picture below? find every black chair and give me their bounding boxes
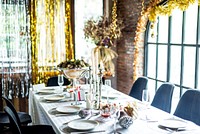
[4,106,56,134]
[151,83,175,113]
[0,96,32,132]
[47,75,71,87]
[174,89,200,126]
[129,76,148,101]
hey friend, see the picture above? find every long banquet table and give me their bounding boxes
[29,85,200,134]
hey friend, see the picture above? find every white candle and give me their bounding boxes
[91,48,95,79]
[95,48,99,80]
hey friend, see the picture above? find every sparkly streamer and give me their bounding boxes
[65,0,74,60]
[30,0,74,84]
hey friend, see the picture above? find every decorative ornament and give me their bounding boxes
[78,108,91,118]
[119,116,134,129]
[124,102,138,119]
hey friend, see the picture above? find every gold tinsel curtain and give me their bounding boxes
[30,0,74,84]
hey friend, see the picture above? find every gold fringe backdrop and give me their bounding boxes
[30,0,74,84]
[133,0,200,81]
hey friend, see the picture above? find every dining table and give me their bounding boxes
[29,84,200,134]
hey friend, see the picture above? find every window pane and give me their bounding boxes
[171,9,183,44]
[184,3,198,44]
[157,45,167,81]
[147,44,156,78]
[158,16,168,43]
[75,0,103,61]
[170,46,181,84]
[183,47,196,87]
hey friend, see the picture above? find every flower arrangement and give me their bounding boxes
[83,15,123,48]
[83,0,123,76]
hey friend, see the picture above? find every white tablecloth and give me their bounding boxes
[29,85,200,134]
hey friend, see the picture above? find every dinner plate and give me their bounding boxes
[159,118,187,129]
[43,95,65,101]
[56,105,81,114]
[68,120,99,131]
[101,93,119,99]
[37,88,55,94]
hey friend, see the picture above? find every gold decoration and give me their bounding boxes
[30,0,74,84]
[133,0,198,81]
[124,102,138,119]
[65,0,74,60]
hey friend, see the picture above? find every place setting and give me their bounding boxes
[58,108,105,134]
[39,93,73,103]
[36,88,57,95]
[48,105,82,117]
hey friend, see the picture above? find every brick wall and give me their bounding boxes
[116,0,146,94]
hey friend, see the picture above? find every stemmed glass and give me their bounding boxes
[111,106,120,134]
[57,74,64,94]
[85,70,89,85]
[142,89,150,120]
[105,79,111,104]
[142,89,150,106]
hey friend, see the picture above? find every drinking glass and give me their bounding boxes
[142,89,150,120]
[111,106,120,134]
[105,79,111,103]
[85,70,89,85]
[57,74,64,93]
[142,90,150,105]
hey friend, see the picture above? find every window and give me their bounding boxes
[0,0,31,98]
[74,0,103,62]
[144,3,200,112]
[0,1,29,72]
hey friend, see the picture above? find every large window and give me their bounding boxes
[74,0,103,62]
[0,0,31,98]
[145,3,200,112]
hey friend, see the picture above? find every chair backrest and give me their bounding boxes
[4,106,22,134]
[151,83,175,113]
[2,96,21,125]
[47,76,71,87]
[174,89,200,126]
[129,76,148,101]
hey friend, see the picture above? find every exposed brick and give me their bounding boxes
[116,0,145,95]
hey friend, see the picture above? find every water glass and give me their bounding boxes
[85,71,90,84]
[105,79,111,103]
[57,74,64,93]
[142,89,150,105]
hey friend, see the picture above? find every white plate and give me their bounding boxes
[101,93,119,99]
[56,106,81,114]
[43,95,65,101]
[68,120,99,130]
[159,118,187,129]
[37,89,55,94]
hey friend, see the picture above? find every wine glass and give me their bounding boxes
[85,70,89,85]
[57,74,64,94]
[142,89,150,106]
[111,105,120,134]
[105,79,111,103]
[142,89,150,120]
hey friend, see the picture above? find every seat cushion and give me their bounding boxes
[18,112,32,125]
[21,125,56,134]
[0,111,32,125]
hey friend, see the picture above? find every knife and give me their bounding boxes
[70,130,105,134]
